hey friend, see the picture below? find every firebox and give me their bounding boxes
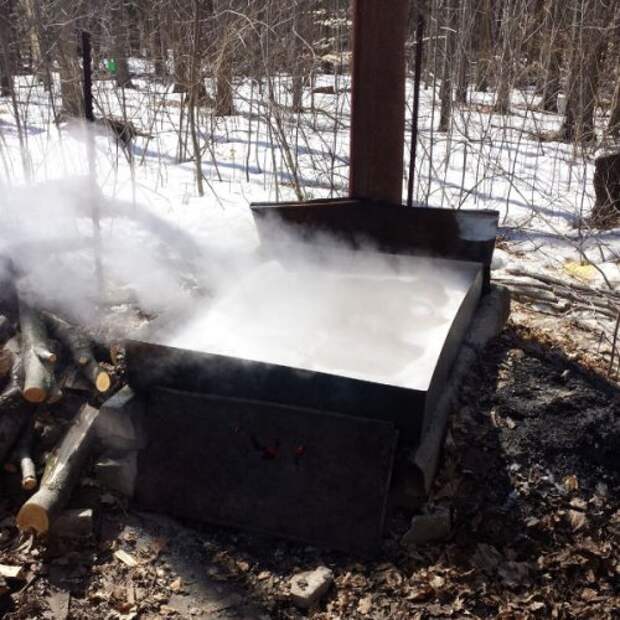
[121,199,498,553]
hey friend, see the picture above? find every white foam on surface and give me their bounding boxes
[170,254,481,390]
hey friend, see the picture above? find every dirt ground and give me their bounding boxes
[1,319,619,619]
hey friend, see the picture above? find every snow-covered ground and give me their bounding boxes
[0,69,618,373]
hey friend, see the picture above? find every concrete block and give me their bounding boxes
[289,566,333,609]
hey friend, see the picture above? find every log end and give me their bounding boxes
[16,502,49,535]
[22,476,37,492]
[96,371,111,393]
[22,386,47,404]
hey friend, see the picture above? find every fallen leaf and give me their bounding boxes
[357,594,372,614]
[567,510,587,531]
[114,549,138,568]
[563,475,579,492]
[406,584,434,602]
[170,577,183,593]
[429,575,446,590]
[580,587,597,601]
[0,564,23,579]
[569,497,587,511]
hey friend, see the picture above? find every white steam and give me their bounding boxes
[169,239,479,390]
[1,133,479,390]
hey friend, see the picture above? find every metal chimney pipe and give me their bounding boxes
[349,0,409,204]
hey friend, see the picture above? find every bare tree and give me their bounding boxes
[558,0,609,144]
[540,0,563,112]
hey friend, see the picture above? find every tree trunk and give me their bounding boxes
[591,150,620,227]
[0,0,15,97]
[111,0,134,88]
[494,2,514,114]
[540,0,563,112]
[608,73,620,136]
[474,0,493,92]
[150,8,165,78]
[438,0,457,131]
[215,25,234,116]
[56,19,83,117]
[455,0,470,105]
[558,0,608,144]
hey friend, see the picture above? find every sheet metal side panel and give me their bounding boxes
[136,388,398,553]
[125,342,427,441]
[250,200,498,289]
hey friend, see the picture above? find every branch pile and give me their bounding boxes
[496,268,619,322]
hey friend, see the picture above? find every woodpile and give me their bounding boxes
[0,270,118,537]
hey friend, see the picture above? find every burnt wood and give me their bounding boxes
[136,387,397,553]
[250,199,498,290]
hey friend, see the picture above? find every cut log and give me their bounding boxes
[14,416,37,491]
[17,403,99,535]
[18,298,55,403]
[0,339,34,466]
[43,312,111,393]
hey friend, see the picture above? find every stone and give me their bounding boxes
[401,509,452,547]
[289,566,333,610]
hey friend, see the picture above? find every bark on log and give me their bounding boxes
[43,312,111,393]
[17,403,99,535]
[18,299,55,403]
[0,339,33,466]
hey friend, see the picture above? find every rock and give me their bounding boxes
[289,566,333,610]
[401,509,452,547]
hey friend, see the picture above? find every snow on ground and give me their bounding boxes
[0,70,618,371]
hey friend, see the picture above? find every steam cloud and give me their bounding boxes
[1,129,477,387]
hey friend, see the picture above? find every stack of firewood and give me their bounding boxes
[0,258,118,537]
